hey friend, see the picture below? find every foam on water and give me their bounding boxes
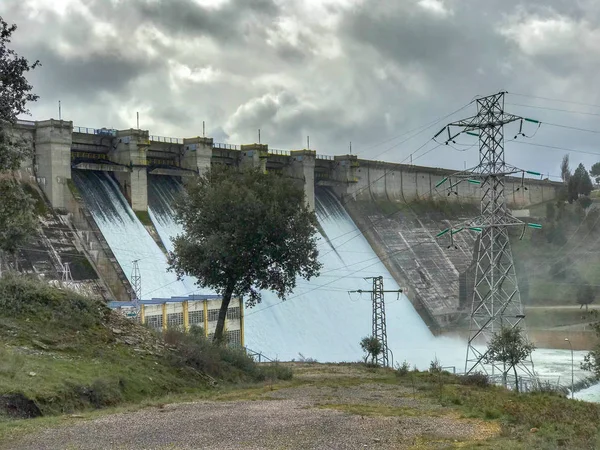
[71,170,193,298]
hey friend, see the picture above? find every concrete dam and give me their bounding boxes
[10,118,561,361]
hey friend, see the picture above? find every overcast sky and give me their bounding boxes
[3,0,600,178]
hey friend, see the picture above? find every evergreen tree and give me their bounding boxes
[590,162,600,185]
[567,163,593,203]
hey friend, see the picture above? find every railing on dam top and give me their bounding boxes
[74,126,117,137]
[269,149,291,156]
[149,135,182,144]
[214,143,239,150]
[316,154,334,160]
[16,119,36,127]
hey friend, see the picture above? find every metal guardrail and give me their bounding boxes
[316,154,334,160]
[73,126,118,137]
[269,149,291,156]
[214,143,239,150]
[73,126,97,135]
[16,119,36,127]
[244,347,273,363]
[149,135,182,144]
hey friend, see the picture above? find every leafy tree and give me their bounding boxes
[576,284,595,312]
[0,17,40,259]
[561,154,571,183]
[568,163,593,203]
[582,321,600,377]
[360,336,382,364]
[483,327,535,393]
[590,162,600,185]
[170,166,321,342]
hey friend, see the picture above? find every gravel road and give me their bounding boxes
[2,367,499,449]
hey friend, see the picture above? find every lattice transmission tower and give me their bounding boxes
[349,276,403,367]
[433,92,541,380]
[131,259,142,316]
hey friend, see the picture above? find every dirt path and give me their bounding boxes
[2,366,499,449]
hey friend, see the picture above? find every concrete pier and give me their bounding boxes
[289,150,316,211]
[111,129,150,212]
[34,120,72,210]
[182,136,213,176]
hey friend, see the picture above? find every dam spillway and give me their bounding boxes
[144,175,446,364]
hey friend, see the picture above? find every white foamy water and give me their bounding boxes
[72,170,193,298]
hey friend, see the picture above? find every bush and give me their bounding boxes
[459,372,490,388]
[86,378,124,408]
[164,329,292,382]
[395,360,410,377]
[429,357,442,374]
[360,336,382,364]
[259,362,293,381]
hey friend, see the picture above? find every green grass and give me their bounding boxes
[304,366,600,449]
[0,274,290,425]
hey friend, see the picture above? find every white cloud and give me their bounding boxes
[417,0,452,17]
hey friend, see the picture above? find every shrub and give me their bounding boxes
[395,360,410,377]
[86,378,124,408]
[165,329,292,382]
[429,357,442,374]
[360,336,382,364]
[459,372,490,388]
[259,362,293,381]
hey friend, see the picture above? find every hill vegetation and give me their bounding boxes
[0,274,290,421]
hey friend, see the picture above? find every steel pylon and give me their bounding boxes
[349,277,402,367]
[131,259,142,317]
[371,276,388,367]
[433,92,537,381]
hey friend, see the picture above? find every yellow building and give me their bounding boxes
[109,294,244,347]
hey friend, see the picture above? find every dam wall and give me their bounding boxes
[338,159,559,208]
[15,119,560,217]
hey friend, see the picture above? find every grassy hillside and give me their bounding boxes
[0,274,289,421]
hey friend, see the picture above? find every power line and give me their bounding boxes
[508,92,600,110]
[506,102,600,119]
[245,240,433,318]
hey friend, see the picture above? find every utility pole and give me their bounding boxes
[131,260,142,317]
[433,92,541,382]
[349,276,402,367]
[61,262,73,286]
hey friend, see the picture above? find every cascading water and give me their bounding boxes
[71,170,193,298]
[147,176,461,365]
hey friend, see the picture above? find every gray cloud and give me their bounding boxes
[2,0,600,178]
